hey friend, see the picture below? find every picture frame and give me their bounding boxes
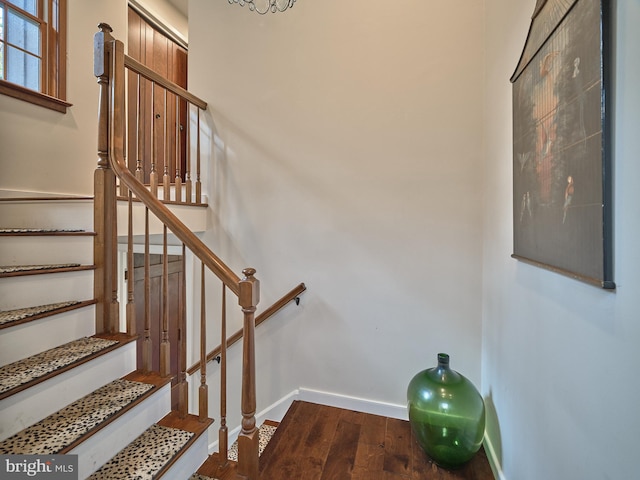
[510,0,614,289]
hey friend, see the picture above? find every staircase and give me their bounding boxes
[0,24,304,480]
[0,195,211,479]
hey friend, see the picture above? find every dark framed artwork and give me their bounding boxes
[511,0,614,289]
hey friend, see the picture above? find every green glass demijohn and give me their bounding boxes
[407,353,485,469]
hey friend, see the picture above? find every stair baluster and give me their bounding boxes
[163,89,171,202]
[185,104,193,204]
[199,262,208,422]
[135,73,144,183]
[196,109,202,204]
[219,284,229,466]
[142,207,152,372]
[150,82,158,198]
[126,191,136,335]
[175,94,183,203]
[178,244,189,418]
[160,225,171,377]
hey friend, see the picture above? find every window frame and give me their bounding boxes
[0,0,70,113]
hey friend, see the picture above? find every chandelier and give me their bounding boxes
[228,0,296,14]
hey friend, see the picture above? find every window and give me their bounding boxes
[0,0,69,112]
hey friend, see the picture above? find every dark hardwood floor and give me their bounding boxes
[258,400,495,480]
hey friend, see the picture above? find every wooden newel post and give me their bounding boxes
[237,268,260,480]
[93,23,119,334]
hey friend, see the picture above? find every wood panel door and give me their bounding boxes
[127,7,188,185]
[133,254,185,410]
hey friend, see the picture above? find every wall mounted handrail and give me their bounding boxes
[187,282,307,375]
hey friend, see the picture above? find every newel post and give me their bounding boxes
[237,268,260,480]
[93,23,118,334]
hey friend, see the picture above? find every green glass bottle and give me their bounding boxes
[407,353,485,469]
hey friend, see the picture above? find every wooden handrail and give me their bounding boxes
[124,55,207,110]
[103,34,240,294]
[186,282,307,376]
[95,24,302,479]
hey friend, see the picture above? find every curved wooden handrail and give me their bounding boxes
[187,282,307,375]
[107,37,240,294]
[98,28,301,477]
[124,55,207,110]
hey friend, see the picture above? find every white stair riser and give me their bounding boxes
[159,431,209,480]
[0,269,94,310]
[72,384,172,479]
[0,200,93,231]
[0,306,96,366]
[0,342,136,441]
[0,235,94,269]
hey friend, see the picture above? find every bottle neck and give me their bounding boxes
[437,353,450,368]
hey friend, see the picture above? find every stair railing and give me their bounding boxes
[94,23,269,479]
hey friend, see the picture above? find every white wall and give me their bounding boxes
[0,0,127,195]
[188,0,486,425]
[0,0,186,196]
[482,1,640,479]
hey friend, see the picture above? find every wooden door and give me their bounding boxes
[133,254,184,410]
[127,7,188,185]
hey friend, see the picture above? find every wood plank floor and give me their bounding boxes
[258,401,495,480]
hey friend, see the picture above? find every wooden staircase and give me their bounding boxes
[0,196,211,479]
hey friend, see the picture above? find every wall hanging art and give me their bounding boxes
[511,0,614,289]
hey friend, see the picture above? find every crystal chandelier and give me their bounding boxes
[228,0,296,14]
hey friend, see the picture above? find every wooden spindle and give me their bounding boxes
[160,225,170,377]
[185,103,192,204]
[109,206,120,334]
[199,262,208,422]
[175,94,182,203]
[119,66,129,198]
[135,73,144,183]
[163,164,170,201]
[150,82,158,197]
[108,33,125,334]
[219,284,228,466]
[178,243,188,418]
[237,268,260,480]
[196,108,202,204]
[126,191,136,335]
[163,89,170,201]
[142,207,152,373]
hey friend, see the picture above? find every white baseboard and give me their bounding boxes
[298,388,408,420]
[484,433,507,480]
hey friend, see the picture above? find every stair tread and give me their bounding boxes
[0,263,94,278]
[0,336,119,397]
[0,228,93,236]
[0,378,156,454]
[88,423,195,480]
[0,195,93,202]
[190,474,217,480]
[194,421,278,480]
[0,300,94,328]
[228,423,277,462]
[0,263,81,273]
